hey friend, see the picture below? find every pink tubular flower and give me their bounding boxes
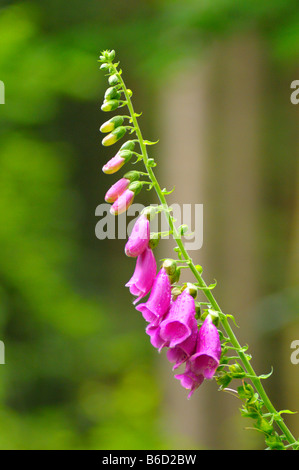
[102,150,132,174]
[125,246,157,304]
[136,267,171,323]
[166,321,198,370]
[174,362,204,399]
[159,290,197,348]
[145,321,167,351]
[175,315,221,398]
[188,314,221,380]
[110,188,134,215]
[102,153,126,174]
[105,177,130,203]
[125,214,150,258]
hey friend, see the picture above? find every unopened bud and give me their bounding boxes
[102,126,126,146]
[100,116,124,133]
[162,259,177,276]
[100,63,110,71]
[108,74,120,86]
[108,50,115,61]
[171,286,182,300]
[104,87,121,101]
[207,309,219,327]
[185,282,198,299]
[178,224,189,235]
[101,100,119,112]
[120,140,135,151]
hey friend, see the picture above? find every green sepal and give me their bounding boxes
[118,149,133,163]
[123,170,140,183]
[128,181,143,196]
[265,434,286,450]
[216,372,232,390]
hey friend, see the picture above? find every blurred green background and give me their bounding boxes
[0,0,298,450]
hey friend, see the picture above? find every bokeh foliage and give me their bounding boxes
[0,0,298,449]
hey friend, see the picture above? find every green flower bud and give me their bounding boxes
[104,87,121,101]
[162,259,177,276]
[108,50,115,61]
[185,282,198,299]
[207,309,219,327]
[171,286,182,300]
[195,264,203,274]
[100,116,124,133]
[102,126,126,146]
[178,224,189,235]
[120,140,135,151]
[101,100,120,112]
[100,63,110,71]
[108,74,119,86]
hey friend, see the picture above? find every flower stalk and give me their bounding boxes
[98,50,298,450]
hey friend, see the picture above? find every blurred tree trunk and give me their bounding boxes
[156,60,211,449]
[156,33,264,449]
[281,99,299,437]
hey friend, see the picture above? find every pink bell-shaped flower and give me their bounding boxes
[175,315,221,398]
[174,362,204,399]
[136,268,171,323]
[159,290,197,348]
[188,314,221,380]
[102,150,132,174]
[125,246,157,304]
[125,214,150,258]
[166,321,198,370]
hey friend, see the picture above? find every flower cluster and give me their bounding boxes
[98,50,222,398]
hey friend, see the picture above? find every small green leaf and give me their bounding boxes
[144,139,159,145]
[162,186,175,195]
[226,313,239,328]
[277,409,298,416]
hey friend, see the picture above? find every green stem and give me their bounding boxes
[109,62,298,449]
